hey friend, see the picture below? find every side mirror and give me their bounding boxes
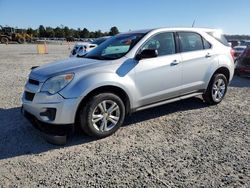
[31,66,39,70]
[135,49,158,61]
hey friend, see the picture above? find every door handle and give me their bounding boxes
[170,60,179,66]
[205,53,212,58]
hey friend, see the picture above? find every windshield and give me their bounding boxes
[84,33,145,60]
[92,37,108,45]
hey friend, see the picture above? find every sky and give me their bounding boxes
[0,0,249,35]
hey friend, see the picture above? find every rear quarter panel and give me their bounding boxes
[217,49,235,82]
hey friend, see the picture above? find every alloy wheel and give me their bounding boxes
[212,78,226,102]
[91,100,120,132]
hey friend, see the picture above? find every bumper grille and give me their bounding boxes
[28,79,39,85]
[25,91,35,101]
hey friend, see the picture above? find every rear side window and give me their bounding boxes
[178,32,204,52]
[207,31,230,47]
[178,32,212,52]
[203,38,212,49]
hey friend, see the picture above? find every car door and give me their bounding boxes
[134,32,182,106]
[177,32,216,94]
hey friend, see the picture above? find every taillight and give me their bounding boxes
[230,48,235,59]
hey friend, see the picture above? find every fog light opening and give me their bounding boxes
[40,108,57,121]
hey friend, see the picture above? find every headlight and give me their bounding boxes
[41,73,74,95]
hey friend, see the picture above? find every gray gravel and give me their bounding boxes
[0,44,249,187]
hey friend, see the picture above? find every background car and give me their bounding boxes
[91,36,110,45]
[70,36,110,57]
[233,45,247,59]
[228,40,240,48]
[240,40,250,46]
[69,42,97,57]
[235,46,250,77]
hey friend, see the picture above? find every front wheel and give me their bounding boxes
[203,74,228,105]
[79,93,125,138]
[0,37,9,44]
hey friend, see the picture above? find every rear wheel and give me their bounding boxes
[79,93,125,138]
[203,74,228,105]
[0,37,9,44]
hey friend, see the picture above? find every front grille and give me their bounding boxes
[25,91,35,101]
[28,79,39,85]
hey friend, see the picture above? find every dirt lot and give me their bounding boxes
[0,44,249,187]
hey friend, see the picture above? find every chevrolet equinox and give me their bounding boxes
[22,28,235,138]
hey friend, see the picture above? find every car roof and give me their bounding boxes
[120,27,222,35]
[120,29,153,35]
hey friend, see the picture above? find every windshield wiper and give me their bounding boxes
[84,55,111,60]
[76,53,87,58]
[85,56,104,60]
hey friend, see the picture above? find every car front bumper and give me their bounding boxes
[21,92,79,125]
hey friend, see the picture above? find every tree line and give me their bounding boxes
[26,25,119,38]
[225,35,250,41]
[9,25,250,40]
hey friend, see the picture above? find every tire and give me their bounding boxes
[79,93,126,138]
[26,38,32,43]
[0,37,9,44]
[17,38,25,44]
[203,73,228,105]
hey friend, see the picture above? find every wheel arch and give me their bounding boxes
[203,67,230,104]
[75,85,131,124]
[204,66,230,93]
[213,67,230,82]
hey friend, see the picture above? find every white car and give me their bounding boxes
[22,27,234,139]
[70,42,97,57]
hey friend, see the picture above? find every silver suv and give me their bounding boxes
[22,28,235,138]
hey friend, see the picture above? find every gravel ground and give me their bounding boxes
[0,44,249,187]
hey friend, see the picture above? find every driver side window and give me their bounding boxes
[141,32,176,56]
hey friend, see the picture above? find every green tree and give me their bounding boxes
[27,28,38,37]
[63,26,73,38]
[73,28,81,38]
[80,28,90,38]
[46,27,55,38]
[94,30,102,38]
[102,32,109,36]
[109,26,119,36]
[54,27,64,38]
[38,25,46,37]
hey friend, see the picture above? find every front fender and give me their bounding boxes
[59,72,136,108]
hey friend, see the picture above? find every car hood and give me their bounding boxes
[29,58,112,82]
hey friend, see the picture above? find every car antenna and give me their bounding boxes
[192,19,196,27]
